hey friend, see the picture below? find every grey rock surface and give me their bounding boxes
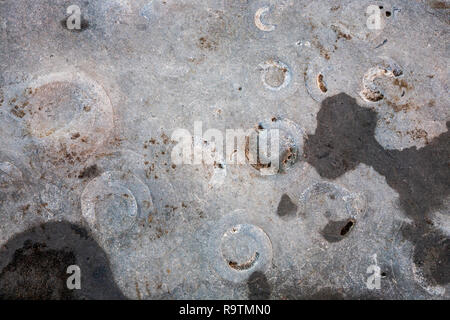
[0,0,448,299]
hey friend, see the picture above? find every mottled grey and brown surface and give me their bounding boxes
[0,0,448,299]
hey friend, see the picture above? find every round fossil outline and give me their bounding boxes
[359,57,404,103]
[248,54,301,101]
[298,182,367,239]
[304,44,379,103]
[254,6,276,32]
[0,148,44,221]
[249,117,306,175]
[4,70,115,177]
[386,209,449,298]
[244,0,297,40]
[259,59,292,91]
[82,148,181,243]
[81,170,153,240]
[305,56,346,102]
[209,210,273,283]
[0,149,34,202]
[22,71,114,142]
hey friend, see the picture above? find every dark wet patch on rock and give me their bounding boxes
[402,223,449,286]
[304,93,450,285]
[0,221,126,300]
[304,93,449,220]
[304,93,377,179]
[247,271,271,300]
[0,241,75,299]
[277,194,297,220]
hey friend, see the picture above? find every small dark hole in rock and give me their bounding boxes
[386,11,391,17]
[340,219,355,236]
